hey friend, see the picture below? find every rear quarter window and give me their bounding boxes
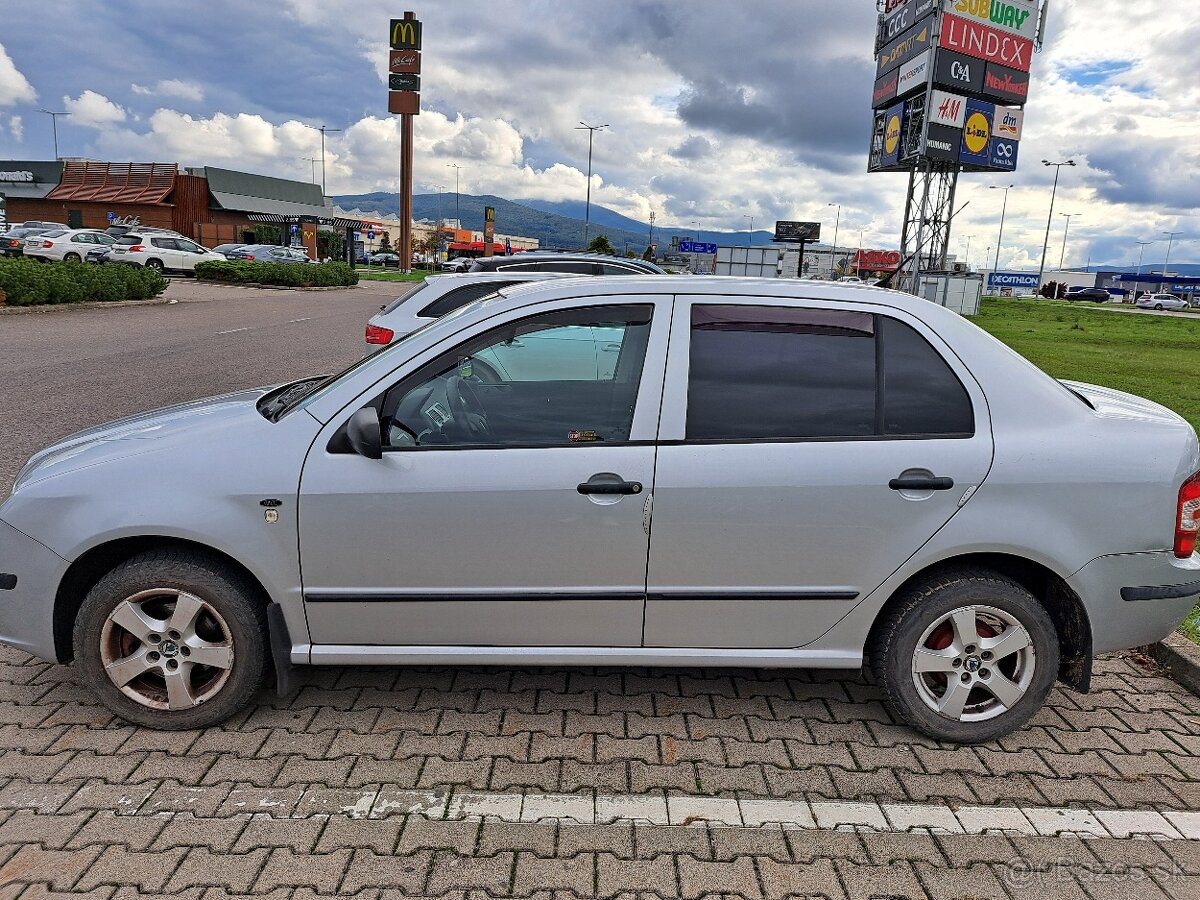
[418,282,514,318]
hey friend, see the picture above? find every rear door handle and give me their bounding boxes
[578,479,643,496]
[889,475,955,491]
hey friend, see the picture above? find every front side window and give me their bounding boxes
[381,304,653,449]
[686,305,973,441]
[150,237,175,250]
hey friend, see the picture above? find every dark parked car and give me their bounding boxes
[468,251,666,276]
[85,246,112,265]
[1067,287,1114,303]
[1,226,62,258]
[366,251,402,267]
[212,243,249,258]
[225,244,314,264]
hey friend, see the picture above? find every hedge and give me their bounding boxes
[194,260,359,287]
[0,258,168,307]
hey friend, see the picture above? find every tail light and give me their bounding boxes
[1176,472,1200,558]
[365,324,395,345]
[127,245,146,253]
[245,254,255,260]
[41,240,53,248]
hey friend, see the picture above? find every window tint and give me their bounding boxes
[418,282,514,318]
[599,264,636,275]
[879,317,974,436]
[504,261,596,274]
[687,306,876,441]
[151,237,177,250]
[116,236,139,246]
[382,305,653,448]
[177,240,203,253]
[685,306,974,441]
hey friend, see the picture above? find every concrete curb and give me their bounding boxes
[1148,633,1200,697]
[0,296,172,315]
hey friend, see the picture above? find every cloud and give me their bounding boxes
[9,115,21,140]
[131,79,205,102]
[669,136,714,160]
[0,43,35,106]
[62,90,126,127]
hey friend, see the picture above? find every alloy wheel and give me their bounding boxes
[910,604,1036,722]
[99,588,234,711]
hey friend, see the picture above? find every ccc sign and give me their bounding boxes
[390,18,422,50]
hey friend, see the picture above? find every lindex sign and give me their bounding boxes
[939,13,1034,72]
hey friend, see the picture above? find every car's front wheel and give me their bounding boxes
[870,568,1058,743]
[74,549,267,730]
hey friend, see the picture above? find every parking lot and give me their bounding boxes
[1,283,1199,899]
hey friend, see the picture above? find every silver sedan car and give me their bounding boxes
[2,278,1198,741]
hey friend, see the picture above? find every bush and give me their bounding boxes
[193,260,359,287]
[0,258,168,307]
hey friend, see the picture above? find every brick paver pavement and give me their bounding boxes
[0,645,1197,898]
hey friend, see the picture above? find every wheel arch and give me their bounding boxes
[867,552,1093,692]
[53,535,272,663]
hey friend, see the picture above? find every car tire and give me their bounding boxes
[146,259,165,274]
[64,252,82,263]
[869,568,1058,744]
[1155,304,1164,311]
[73,549,268,730]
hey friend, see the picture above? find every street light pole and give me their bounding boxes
[743,215,754,247]
[827,203,841,276]
[1038,160,1076,290]
[964,234,973,270]
[989,184,1013,273]
[318,125,342,197]
[575,122,608,248]
[1163,230,1184,278]
[648,210,656,257]
[1059,213,1081,269]
[300,157,319,183]
[38,110,68,159]
[1135,240,1154,299]
[445,164,464,227]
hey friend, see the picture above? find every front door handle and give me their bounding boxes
[578,478,643,496]
[889,475,955,491]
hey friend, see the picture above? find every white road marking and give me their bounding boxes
[287,317,312,324]
[216,327,249,335]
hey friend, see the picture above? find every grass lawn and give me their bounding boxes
[974,297,1200,644]
[974,298,1200,432]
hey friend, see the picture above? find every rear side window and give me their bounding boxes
[599,264,636,275]
[116,236,139,246]
[686,305,973,441]
[151,237,176,249]
[419,282,515,318]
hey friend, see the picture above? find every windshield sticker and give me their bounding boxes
[569,430,600,442]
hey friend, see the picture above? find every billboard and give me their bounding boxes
[959,99,993,166]
[939,13,1034,72]
[0,192,7,235]
[879,0,937,46]
[881,101,906,168]
[877,20,933,77]
[896,50,933,99]
[388,18,423,116]
[929,89,967,127]
[941,0,1039,39]
[988,272,1040,291]
[982,62,1031,104]
[774,221,821,243]
[988,136,1019,171]
[872,70,900,108]
[993,106,1024,140]
[933,49,985,93]
[924,123,961,162]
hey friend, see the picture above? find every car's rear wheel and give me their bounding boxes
[869,568,1058,743]
[64,252,81,263]
[1155,303,1164,310]
[146,259,165,273]
[74,549,268,730]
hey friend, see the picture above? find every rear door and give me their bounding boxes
[149,237,184,271]
[644,297,994,649]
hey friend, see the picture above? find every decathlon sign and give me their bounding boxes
[988,272,1040,290]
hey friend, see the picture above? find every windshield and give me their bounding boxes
[283,291,507,417]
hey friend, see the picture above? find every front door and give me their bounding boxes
[298,299,669,647]
[645,298,994,649]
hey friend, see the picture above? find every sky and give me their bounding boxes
[0,0,1195,270]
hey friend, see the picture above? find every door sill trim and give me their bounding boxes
[301,644,863,668]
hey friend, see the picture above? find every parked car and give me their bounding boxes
[1,225,62,258]
[85,246,112,265]
[22,228,117,263]
[441,256,473,272]
[212,244,249,258]
[3,277,1199,739]
[1066,287,1114,303]
[469,251,666,276]
[109,231,226,274]
[364,272,575,347]
[366,251,401,268]
[225,244,314,264]
[1137,293,1190,311]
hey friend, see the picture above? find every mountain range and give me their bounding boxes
[332,191,775,252]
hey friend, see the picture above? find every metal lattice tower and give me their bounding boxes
[896,162,960,294]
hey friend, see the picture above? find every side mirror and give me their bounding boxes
[346,407,383,460]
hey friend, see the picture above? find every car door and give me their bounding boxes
[297,297,671,648]
[173,238,209,272]
[644,297,994,649]
[148,237,184,272]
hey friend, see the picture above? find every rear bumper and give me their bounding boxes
[0,517,68,663]
[1069,551,1200,653]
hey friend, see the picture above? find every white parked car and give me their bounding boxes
[365,272,575,347]
[109,231,227,275]
[22,228,116,263]
[1137,293,1190,312]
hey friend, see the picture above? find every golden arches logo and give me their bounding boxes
[884,114,902,155]
[963,111,990,154]
[390,20,421,49]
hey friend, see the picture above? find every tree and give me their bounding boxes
[317,229,342,261]
[587,234,616,256]
[642,247,655,262]
[254,224,282,245]
[379,232,392,251]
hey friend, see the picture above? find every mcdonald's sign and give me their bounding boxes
[390,18,422,50]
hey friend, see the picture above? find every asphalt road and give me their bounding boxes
[0,279,404,493]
